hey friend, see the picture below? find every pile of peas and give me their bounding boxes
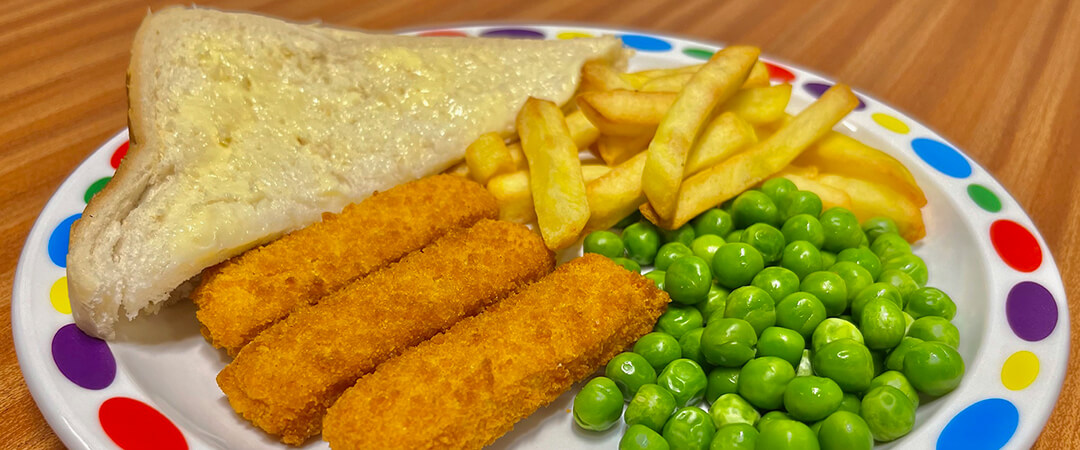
[574,177,965,450]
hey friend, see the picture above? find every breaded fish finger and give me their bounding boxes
[217,219,554,445]
[193,174,498,354]
[322,254,670,450]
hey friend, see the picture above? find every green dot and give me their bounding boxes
[967,184,1001,212]
[683,48,714,60]
[85,177,111,203]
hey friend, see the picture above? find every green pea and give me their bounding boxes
[837,393,861,415]
[705,367,740,404]
[710,423,757,450]
[800,271,848,316]
[869,232,911,262]
[662,407,715,450]
[810,421,823,435]
[860,385,915,442]
[761,177,798,205]
[732,190,781,228]
[655,306,704,340]
[861,217,899,244]
[691,234,726,264]
[775,292,827,341]
[817,411,873,450]
[693,208,735,238]
[749,267,798,305]
[812,338,874,393]
[615,211,644,229]
[882,253,929,287]
[781,214,826,249]
[720,197,736,212]
[701,318,758,367]
[680,328,711,369]
[625,222,663,265]
[870,371,919,408]
[722,286,776,336]
[712,243,765,289]
[740,223,786,263]
[755,411,791,431]
[859,232,870,248]
[884,336,924,372]
[851,282,904,321]
[621,424,672,450]
[625,384,678,432]
[725,230,743,244]
[779,191,824,221]
[657,359,708,407]
[782,376,843,422]
[905,287,957,320]
[907,316,960,349]
[666,256,714,305]
[697,285,729,324]
[756,327,804,368]
[811,318,864,352]
[795,349,813,377]
[607,352,659,400]
[902,341,965,396]
[646,270,667,290]
[836,247,882,281]
[903,311,915,334]
[635,332,683,372]
[737,356,795,410]
[584,230,626,258]
[656,242,694,271]
[662,224,697,248]
[613,257,643,273]
[755,420,819,450]
[828,261,873,302]
[573,377,624,431]
[859,298,906,350]
[779,241,823,280]
[710,393,761,430]
[819,207,863,252]
[820,250,837,269]
[877,269,918,303]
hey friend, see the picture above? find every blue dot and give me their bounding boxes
[912,138,972,178]
[936,398,1019,450]
[48,213,80,268]
[620,34,672,52]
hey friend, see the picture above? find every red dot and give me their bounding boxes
[99,397,187,450]
[763,62,796,83]
[990,220,1043,272]
[110,141,129,169]
[418,30,467,37]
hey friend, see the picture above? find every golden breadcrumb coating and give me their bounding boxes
[322,254,670,450]
[217,219,554,445]
[193,174,498,355]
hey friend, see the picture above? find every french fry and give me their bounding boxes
[516,98,590,250]
[743,60,770,88]
[642,45,761,221]
[685,112,758,176]
[625,60,767,90]
[776,168,854,211]
[620,64,703,89]
[577,90,676,136]
[444,160,470,177]
[581,60,634,92]
[597,133,653,166]
[721,84,793,125]
[488,165,611,224]
[465,132,516,184]
[641,83,859,228]
[795,131,927,206]
[586,152,649,231]
[566,110,601,149]
[506,143,527,170]
[814,174,926,242]
[641,73,694,92]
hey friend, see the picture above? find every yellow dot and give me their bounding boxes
[557,31,593,40]
[50,277,71,314]
[1001,351,1039,390]
[872,112,910,134]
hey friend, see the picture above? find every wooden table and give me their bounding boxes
[1,0,1076,447]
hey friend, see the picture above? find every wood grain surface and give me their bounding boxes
[1,0,1076,448]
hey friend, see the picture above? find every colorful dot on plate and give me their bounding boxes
[47,213,80,268]
[417,30,468,37]
[84,177,111,204]
[1005,281,1058,341]
[51,324,116,390]
[50,277,70,314]
[682,48,714,60]
[803,82,866,110]
[100,397,187,450]
[871,112,910,134]
[968,184,1002,212]
[936,398,1019,450]
[110,141,128,169]
[557,31,593,39]
[480,28,544,39]
[620,34,672,52]
[910,137,972,178]
[763,62,795,83]
[990,220,1042,272]
[1001,351,1039,390]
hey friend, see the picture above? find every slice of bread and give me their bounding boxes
[67,7,627,339]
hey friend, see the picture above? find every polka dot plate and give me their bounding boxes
[12,24,1068,450]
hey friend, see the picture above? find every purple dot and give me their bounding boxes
[51,324,116,389]
[480,28,545,39]
[803,82,866,110]
[1005,282,1058,341]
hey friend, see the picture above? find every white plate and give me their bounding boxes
[12,23,1068,450]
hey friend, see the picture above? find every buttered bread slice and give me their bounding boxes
[68,7,627,338]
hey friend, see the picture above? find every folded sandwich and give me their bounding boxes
[67,7,627,338]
